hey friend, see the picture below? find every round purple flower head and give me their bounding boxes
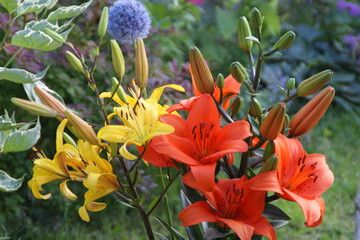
[107,0,151,44]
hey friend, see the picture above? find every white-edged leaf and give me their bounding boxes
[0,65,50,83]
[25,19,60,31]
[11,25,73,51]
[0,0,20,13]
[16,0,50,18]
[46,0,93,21]
[0,170,25,192]
[0,117,40,152]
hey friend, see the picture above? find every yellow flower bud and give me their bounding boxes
[250,7,263,28]
[260,103,286,140]
[274,31,296,50]
[289,86,335,137]
[43,28,65,43]
[63,110,99,146]
[135,38,148,90]
[297,69,333,97]
[237,16,253,51]
[110,40,125,81]
[65,51,83,73]
[230,61,247,83]
[98,7,108,38]
[249,98,262,117]
[259,154,278,174]
[111,77,127,104]
[11,97,57,118]
[189,47,214,94]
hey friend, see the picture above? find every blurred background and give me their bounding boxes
[0,0,359,239]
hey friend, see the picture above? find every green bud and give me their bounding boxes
[43,28,65,43]
[65,51,83,73]
[216,73,224,89]
[98,7,108,38]
[250,7,263,28]
[283,113,290,132]
[274,31,296,50]
[262,141,275,161]
[297,69,333,97]
[111,77,127,104]
[230,96,244,117]
[237,16,253,51]
[11,97,57,118]
[135,38,148,90]
[110,39,125,81]
[249,98,262,117]
[286,78,296,91]
[259,154,278,174]
[230,62,247,83]
[62,132,77,148]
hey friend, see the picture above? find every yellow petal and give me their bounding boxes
[119,141,139,160]
[143,122,174,144]
[60,180,77,200]
[56,119,68,152]
[98,125,137,143]
[87,202,107,212]
[78,206,90,222]
[149,84,185,103]
[28,179,51,199]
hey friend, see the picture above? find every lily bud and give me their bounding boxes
[286,78,295,91]
[289,86,335,137]
[249,98,262,117]
[230,96,244,117]
[237,16,253,51]
[260,103,286,140]
[98,7,108,38]
[230,62,247,83]
[11,97,57,118]
[43,28,65,43]
[111,77,127,104]
[189,47,214,94]
[65,51,83,73]
[297,69,333,97]
[274,31,296,50]
[62,132,77,148]
[262,141,275,161]
[63,110,99,146]
[259,154,278,174]
[216,73,224,89]
[34,86,66,120]
[250,7,263,28]
[135,38,148,90]
[110,40,125,81]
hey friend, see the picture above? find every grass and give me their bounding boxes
[0,109,358,239]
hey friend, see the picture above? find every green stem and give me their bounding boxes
[237,136,252,177]
[246,50,255,81]
[4,47,23,68]
[135,203,155,240]
[211,95,234,123]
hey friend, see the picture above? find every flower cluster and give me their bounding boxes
[337,0,360,16]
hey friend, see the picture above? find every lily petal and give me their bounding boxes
[179,201,218,226]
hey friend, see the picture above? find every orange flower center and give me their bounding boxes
[217,184,245,219]
[286,155,318,192]
[191,122,216,161]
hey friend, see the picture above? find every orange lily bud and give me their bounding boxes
[259,154,278,174]
[34,86,66,121]
[135,38,148,90]
[189,47,214,94]
[297,69,333,97]
[249,98,262,117]
[260,103,286,140]
[289,86,335,137]
[274,31,296,50]
[237,16,253,51]
[63,110,99,146]
[11,97,57,118]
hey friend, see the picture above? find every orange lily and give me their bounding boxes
[179,171,282,240]
[274,135,334,227]
[167,71,241,113]
[151,94,251,191]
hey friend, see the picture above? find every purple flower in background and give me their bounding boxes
[337,0,360,16]
[186,0,204,5]
[344,34,360,63]
[107,0,151,44]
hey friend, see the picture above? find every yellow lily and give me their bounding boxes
[98,84,185,160]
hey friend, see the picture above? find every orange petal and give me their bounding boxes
[252,217,277,240]
[218,217,254,240]
[248,171,283,194]
[189,163,217,192]
[178,201,217,226]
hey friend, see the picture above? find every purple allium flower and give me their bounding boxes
[344,34,360,63]
[107,0,151,44]
[186,0,204,5]
[337,0,360,16]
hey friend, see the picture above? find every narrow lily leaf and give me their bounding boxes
[247,114,260,138]
[0,170,24,192]
[0,0,20,13]
[46,0,93,21]
[0,117,40,152]
[11,26,72,51]
[153,232,170,240]
[0,65,50,84]
[146,196,160,214]
[156,217,186,240]
[269,220,289,228]
[263,203,292,220]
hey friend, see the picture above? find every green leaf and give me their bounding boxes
[0,0,20,13]
[215,6,237,40]
[25,19,60,31]
[46,0,93,21]
[263,203,292,220]
[11,26,72,51]
[0,117,41,152]
[146,196,160,214]
[247,114,260,138]
[16,0,52,18]
[0,170,24,192]
[156,217,186,240]
[258,0,280,35]
[0,65,50,84]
